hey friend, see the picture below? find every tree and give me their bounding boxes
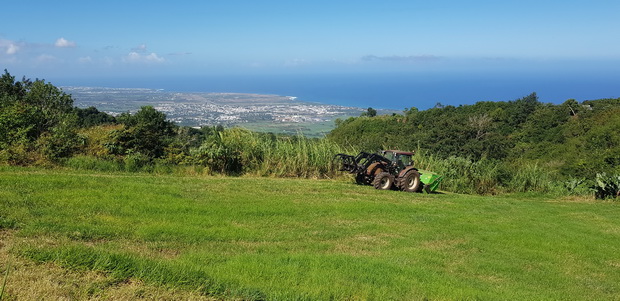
[114,106,176,158]
[74,106,116,127]
[0,70,80,163]
[361,107,377,117]
[563,99,579,116]
[506,92,540,128]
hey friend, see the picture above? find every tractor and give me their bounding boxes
[334,150,442,193]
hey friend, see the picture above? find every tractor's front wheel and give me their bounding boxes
[372,172,394,190]
[398,170,422,192]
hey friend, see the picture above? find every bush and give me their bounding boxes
[591,173,620,200]
[191,128,261,175]
[36,124,83,162]
[77,124,125,159]
[563,178,589,196]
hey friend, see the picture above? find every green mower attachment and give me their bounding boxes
[420,170,443,193]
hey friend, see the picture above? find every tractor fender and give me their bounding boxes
[398,167,419,179]
[366,162,387,176]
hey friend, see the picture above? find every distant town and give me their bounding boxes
[63,86,379,136]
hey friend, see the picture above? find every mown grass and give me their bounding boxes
[1,166,620,300]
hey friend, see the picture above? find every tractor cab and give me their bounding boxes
[380,150,414,173]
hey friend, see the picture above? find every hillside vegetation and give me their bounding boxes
[330,93,620,196]
[1,168,619,300]
[1,70,619,197]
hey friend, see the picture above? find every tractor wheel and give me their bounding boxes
[398,170,421,192]
[372,172,394,190]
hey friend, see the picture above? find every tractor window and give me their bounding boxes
[398,155,413,167]
[383,151,395,161]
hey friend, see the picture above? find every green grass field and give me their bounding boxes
[1,167,619,300]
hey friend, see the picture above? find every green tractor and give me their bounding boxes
[334,150,442,193]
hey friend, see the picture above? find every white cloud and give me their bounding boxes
[123,52,164,63]
[6,43,19,55]
[55,37,76,48]
[125,52,141,62]
[144,53,164,62]
[0,39,20,55]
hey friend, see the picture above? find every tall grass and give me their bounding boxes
[65,155,123,172]
[259,134,347,178]
[414,150,562,195]
[507,161,558,193]
[191,128,352,178]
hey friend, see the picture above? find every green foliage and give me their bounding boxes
[327,115,411,152]
[414,153,510,194]
[0,103,40,150]
[360,107,377,117]
[0,70,80,163]
[591,173,620,200]
[123,152,152,172]
[191,127,263,175]
[163,126,206,165]
[331,92,620,196]
[507,161,557,193]
[191,128,348,177]
[36,120,83,162]
[114,106,176,158]
[3,70,620,198]
[563,178,589,195]
[74,106,116,127]
[258,132,346,177]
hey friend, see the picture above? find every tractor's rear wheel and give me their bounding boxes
[398,170,422,192]
[372,172,394,190]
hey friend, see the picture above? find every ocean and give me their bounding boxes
[60,72,620,110]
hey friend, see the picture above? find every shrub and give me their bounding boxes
[591,173,620,200]
[563,178,589,195]
[77,124,125,159]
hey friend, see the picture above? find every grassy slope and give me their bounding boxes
[1,167,619,300]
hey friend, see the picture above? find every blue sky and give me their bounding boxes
[2,0,619,80]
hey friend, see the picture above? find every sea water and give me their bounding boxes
[58,72,620,110]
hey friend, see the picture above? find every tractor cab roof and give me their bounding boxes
[383,150,414,156]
